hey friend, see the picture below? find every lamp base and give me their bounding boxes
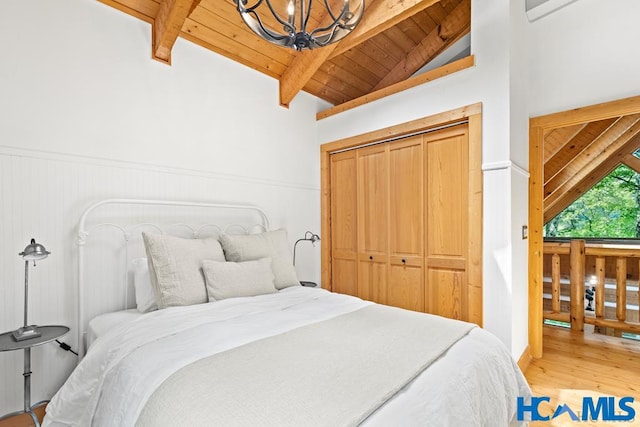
[12,325,41,341]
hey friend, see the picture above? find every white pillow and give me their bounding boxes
[202,258,277,301]
[131,258,157,313]
[142,232,226,308]
[219,229,300,290]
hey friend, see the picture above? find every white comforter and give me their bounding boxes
[44,287,530,427]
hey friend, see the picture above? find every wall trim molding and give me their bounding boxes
[482,161,530,178]
[0,145,320,192]
[517,345,532,372]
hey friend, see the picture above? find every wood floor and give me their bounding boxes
[0,404,46,427]
[525,325,640,426]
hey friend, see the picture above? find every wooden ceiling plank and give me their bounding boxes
[622,154,640,175]
[181,19,287,78]
[305,77,352,105]
[544,118,618,183]
[317,60,375,93]
[371,0,470,91]
[308,68,366,102]
[330,0,442,58]
[543,123,587,162]
[424,2,449,24]
[397,16,428,44]
[191,4,294,67]
[544,117,640,215]
[330,48,389,82]
[441,0,462,14]
[347,39,397,75]
[152,0,200,64]
[410,11,438,35]
[385,24,423,51]
[280,0,441,107]
[544,115,640,197]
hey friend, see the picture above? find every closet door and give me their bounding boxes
[330,151,358,297]
[356,144,388,304]
[424,125,469,320]
[387,136,424,312]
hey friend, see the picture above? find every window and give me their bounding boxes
[544,164,640,238]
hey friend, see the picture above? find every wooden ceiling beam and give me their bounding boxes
[371,0,470,91]
[544,114,640,199]
[544,118,617,184]
[622,154,640,175]
[544,155,622,223]
[544,120,640,221]
[279,0,441,107]
[543,124,586,163]
[152,0,201,64]
[330,0,442,58]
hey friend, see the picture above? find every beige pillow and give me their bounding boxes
[219,229,300,289]
[142,232,225,308]
[202,258,277,301]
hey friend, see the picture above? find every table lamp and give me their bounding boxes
[12,238,50,341]
[293,231,320,266]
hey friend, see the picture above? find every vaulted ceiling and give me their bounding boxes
[543,114,640,222]
[98,0,471,107]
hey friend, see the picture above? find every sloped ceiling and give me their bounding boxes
[543,115,640,222]
[98,0,471,107]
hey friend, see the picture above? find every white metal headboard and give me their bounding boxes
[76,198,270,359]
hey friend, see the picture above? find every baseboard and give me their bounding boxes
[517,345,532,372]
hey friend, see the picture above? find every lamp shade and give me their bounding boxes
[19,238,50,261]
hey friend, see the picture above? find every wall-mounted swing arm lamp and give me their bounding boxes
[293,231,320,266]
[12,239,50,341]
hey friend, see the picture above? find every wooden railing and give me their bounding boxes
[543,239,640,334]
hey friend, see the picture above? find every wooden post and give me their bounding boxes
[616,257,627,322]
[569,239,585,331]
[595,257,605,319]
[551,254,561,313]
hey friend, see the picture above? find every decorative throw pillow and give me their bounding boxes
[202,258,277,301]
[142,232,225,308]
[131,258,157,313]
[219,229,300,289]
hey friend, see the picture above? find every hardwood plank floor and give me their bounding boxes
[525,326,640,426]
[0,404,46,427]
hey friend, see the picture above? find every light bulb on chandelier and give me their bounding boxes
[234,0,365,51]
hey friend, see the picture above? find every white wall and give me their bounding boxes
[317,0,531,357]
[0,0,322,414]
[528,0,640,117]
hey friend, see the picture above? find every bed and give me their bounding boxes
[43,199,531,427]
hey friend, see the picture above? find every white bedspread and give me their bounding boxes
[44,287,530,427]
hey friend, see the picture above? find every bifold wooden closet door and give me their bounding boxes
[329,150,358,297]
[328,123,473,322]
[424,126,469,319]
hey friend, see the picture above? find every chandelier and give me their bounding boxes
[234,0,365,51]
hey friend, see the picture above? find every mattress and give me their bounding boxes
[45,287,531,426]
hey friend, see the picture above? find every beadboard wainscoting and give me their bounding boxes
[0,148,321,414]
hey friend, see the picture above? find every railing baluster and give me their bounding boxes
[616,257,627,322]
[570,239,586,331]
[552,253,561,313]
[595,256,605,319]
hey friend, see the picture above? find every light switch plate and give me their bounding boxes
[522,225,528,240]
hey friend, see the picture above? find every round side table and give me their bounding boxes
[0,325,69,426]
